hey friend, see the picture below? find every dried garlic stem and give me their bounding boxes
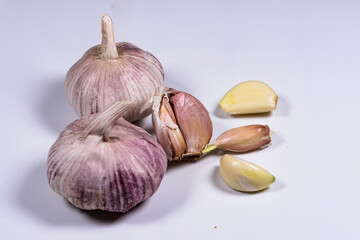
[100,13,119,59]
[83,101,135,140]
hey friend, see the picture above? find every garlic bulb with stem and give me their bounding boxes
[47,100,167,212]
[65,13,164,122]
[152,90,213,161]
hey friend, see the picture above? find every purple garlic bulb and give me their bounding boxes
[47,101,167,212]
[65,14,164,122]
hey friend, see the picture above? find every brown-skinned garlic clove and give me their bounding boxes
[202,125,271,154]
[47,101,167,212]
[65,14,164,122]
[157,98,186,159]
[152,90,213,161]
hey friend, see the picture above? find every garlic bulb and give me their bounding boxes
[202,125,271,154]
[65,14,164,122]
[47,101,167,212]
[152,90,213,161]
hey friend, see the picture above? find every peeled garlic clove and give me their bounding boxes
[219,154,275,192]
[47,101,167,212]
[219,80,278,114]
[208,125,271,153]
[65,14,164,122]
[152,90,213,161]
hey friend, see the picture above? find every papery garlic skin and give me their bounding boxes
[152,90,213,161]
[157,98,186,159]
[219,80,278,114]
[47,101,167,212]
[170,92,212,155]
[219,154,275,192]
[65,14,164,122]
[212,125,271,152]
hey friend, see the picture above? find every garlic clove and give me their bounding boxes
[169,91,213,158]
[219,154,275,192]
[209,125,271,153]
[219,80,278,114]
[47,100,167,212]
[65,14,164,122]
[152,90,213,161]
[157,98,186,160]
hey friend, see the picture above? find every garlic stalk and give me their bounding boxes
[152,90,213,161]
[202,125,271,154]
[65,14,164,122]
[47,101,167,212]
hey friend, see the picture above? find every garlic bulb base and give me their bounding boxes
[180,153,202,162]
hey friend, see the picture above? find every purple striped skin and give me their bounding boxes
[65,42,164,122]
[47,116,167,212]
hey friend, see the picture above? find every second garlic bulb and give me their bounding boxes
[65,14,164,122]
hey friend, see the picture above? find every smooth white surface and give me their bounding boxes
[1,0,360,239]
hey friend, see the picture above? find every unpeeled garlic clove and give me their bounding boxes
[203,125,271,153]
[47,101,167,212]
[219,154,275,192]
[169,92,213,156]
[157,98,186,160]
[65,14,164,122]
[219,80,278,114]
[152,90,213,161]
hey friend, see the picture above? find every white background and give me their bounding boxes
[1,0,360,239]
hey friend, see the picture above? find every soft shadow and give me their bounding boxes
[127,160,197,223]
[213,104,272,119]
[133,116,154,136]
[212,166,239,195]
[166,159,196,172]
[78,201,146,223]
[15,161,87,226]
[269,179,286,192]
[275,94,291,117]
[15,161,167,226]
[37,78,77,133]
[163,68,192,93]
[270,131,285,149]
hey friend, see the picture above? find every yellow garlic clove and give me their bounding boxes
[213,125,271,152]
[219,154,275,192]
[219,80,278,114]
